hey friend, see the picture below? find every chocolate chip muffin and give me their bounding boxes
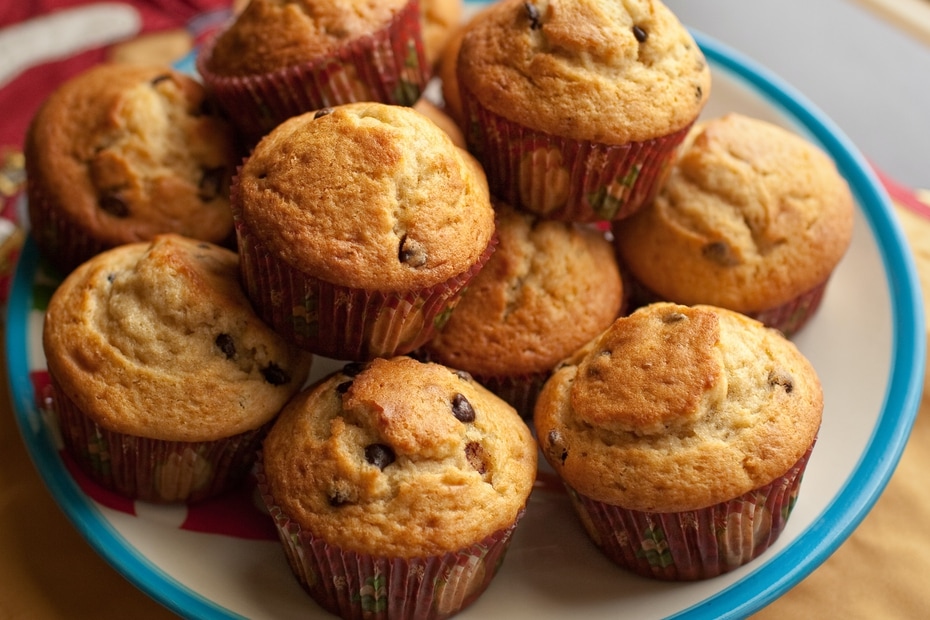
[456,0,711,221]
[613,113,855,336]
[259,355,537,618]
[232,101,497,361]
[197,0,431,142]
[24,63,238,275]
[43,234,314,503]
[534,302,823,579]
[421,200,623,418]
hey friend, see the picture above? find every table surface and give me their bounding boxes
[2,1,930,619]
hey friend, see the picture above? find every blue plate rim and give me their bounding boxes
[667,28,927,620]
[4,22,925,620]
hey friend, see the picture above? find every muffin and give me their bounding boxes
[612,113,855,336]
[421,200,623,418]
[24,63,238,275]
[42,234,314,503]
[456,0,711,222]
[232,102,497,361]
[421,0,463,68]
[197,0,431,142]
[534,302,823,580]
[259,355,538,619]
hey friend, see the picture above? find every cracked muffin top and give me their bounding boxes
[423,200,623,377]
[534,302,823,512]
[25,63,237,250]
[43,234,314,442]
[261,355,538,557]
[612,113,855,312]
[233,102,495,291]
[456,0,711,143]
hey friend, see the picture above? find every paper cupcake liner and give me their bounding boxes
[50,375,267,504]
[458,89,691,223]
[748,279,829,337]
[25,175,110,275]
[233,215,496,361]
[619,269,830,338]
[256,458,522,619]
[566,441,815,581]
[197,0,430,142]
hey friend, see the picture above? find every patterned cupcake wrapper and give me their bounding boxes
[748,279,829,338]
[197,0,430,142]
[566,441,815,581]
[233,205,496,361]
[255,458,522,620]
[51,374,267,504]
[24,175,110,276]
[458,88,691,223]
[620,267,831,339]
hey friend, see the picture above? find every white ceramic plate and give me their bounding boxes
[6,4,926,619]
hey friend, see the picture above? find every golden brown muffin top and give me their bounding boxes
[235,102,495,290]
[262,356,538,557]
[457,0,711,143]
[534,302,823,512]
[613,113,856,312]
[43,235,314,441]
[205,0,412,76]
[25,63,237,246]
[424,202,623,376]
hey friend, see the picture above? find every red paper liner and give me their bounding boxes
[748,279,829,337]
[197,0,430,142]
[619,268,831,338]
[50,374,267,504]
[566,441,815,581]
[458,88,691,223]
[256,458,522,619]
[25,175,110,275]
[234,215,496,361]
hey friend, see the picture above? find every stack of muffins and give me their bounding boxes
[25,0,855,617]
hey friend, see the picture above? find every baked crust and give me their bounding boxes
[262,356,538,557]
[534,302,823,512]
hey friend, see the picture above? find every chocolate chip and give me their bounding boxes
[524,2,542,30]
[336,380,353,394]
[342,362,366,377]
[768,370,794,393]
[261,363,290,386]
[547,430,568,465]
[106,273,116,283]
[365,444,396,470]
[398,235,427,267]
[451,393,475,423]
[632,25,648,42]
[465,441,487,474]
[662,312,687,324]
[453,369,473,382]
[702,241,739,266]
[99,193,129,218]
[150,74,172,86]
[314,107,334,119]
[696,85,703,100]
[215,333,236,359]
[198,166,226,201]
